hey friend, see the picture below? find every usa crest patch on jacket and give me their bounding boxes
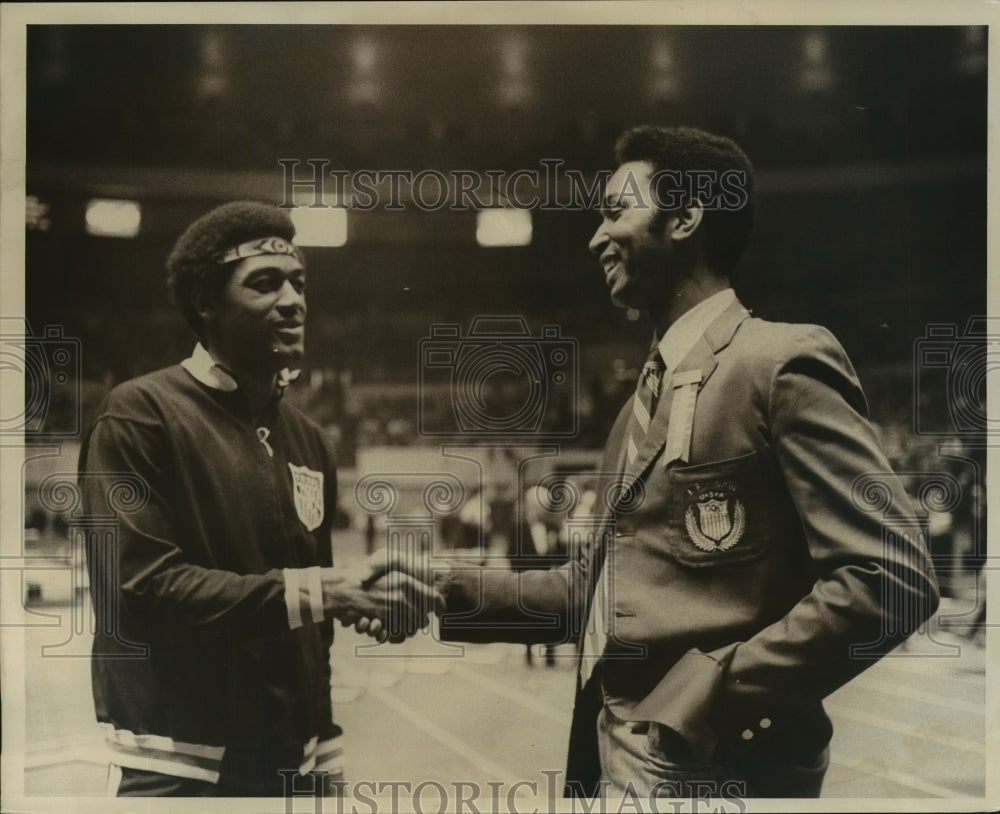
[658,450,769,568]
[289,463,325,531]
[684,480,747,552]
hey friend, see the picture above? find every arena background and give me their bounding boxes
[24,25,987,452]
[8,19,991,807]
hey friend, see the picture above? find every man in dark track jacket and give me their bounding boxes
[80,201,437,797]
[366,127,940,799]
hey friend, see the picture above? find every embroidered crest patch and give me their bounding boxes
[288,463,324,532]
[684,480,746,552]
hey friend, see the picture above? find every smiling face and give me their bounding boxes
[199,253,307,383]
[588,160,677,315]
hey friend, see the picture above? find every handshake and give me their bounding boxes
[322,549,448,644]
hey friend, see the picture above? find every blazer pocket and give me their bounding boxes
[662,451,769,569]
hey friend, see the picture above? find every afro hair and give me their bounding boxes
[166,201,297,338]
[614,125,756,273]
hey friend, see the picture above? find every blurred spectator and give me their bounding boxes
[438,487,489,551]
[507,485,569,667]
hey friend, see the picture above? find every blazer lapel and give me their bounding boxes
[613,300,751,502]
[703,298,750,358]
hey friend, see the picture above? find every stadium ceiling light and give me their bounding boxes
[290,206,348,248]
[476,209,532,247]
[84,199,141,238]
[25,195,51,231]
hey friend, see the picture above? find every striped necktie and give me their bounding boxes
[625,345,666,465]
[580,342,666,686]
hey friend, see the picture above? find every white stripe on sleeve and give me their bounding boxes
[306,566,325,624]
[284,568,304,629]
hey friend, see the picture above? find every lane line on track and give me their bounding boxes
[841,674,983,716]
[825,702,985,755]
[368,687,524,787]
[873,659,985,692]
[450,664,573,727]
[828,754,973,798]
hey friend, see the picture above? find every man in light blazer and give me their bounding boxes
[366,126,939,799]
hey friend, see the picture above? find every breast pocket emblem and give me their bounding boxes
[684,481,746,552]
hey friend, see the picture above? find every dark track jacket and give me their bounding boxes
[79,348,342,785]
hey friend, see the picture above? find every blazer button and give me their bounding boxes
[759,718,772,729]
[741,729,754,741]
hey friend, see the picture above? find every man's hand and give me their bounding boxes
[360,546,449,590]
[348,548,451,642]
[321,565,443,644]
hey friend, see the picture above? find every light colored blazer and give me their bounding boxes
[440,298,939,790]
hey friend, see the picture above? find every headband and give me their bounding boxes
[214,236,303,265]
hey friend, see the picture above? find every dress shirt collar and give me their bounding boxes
[180,342,303,395]
[656,288,737,374]
[181,342,239,392]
